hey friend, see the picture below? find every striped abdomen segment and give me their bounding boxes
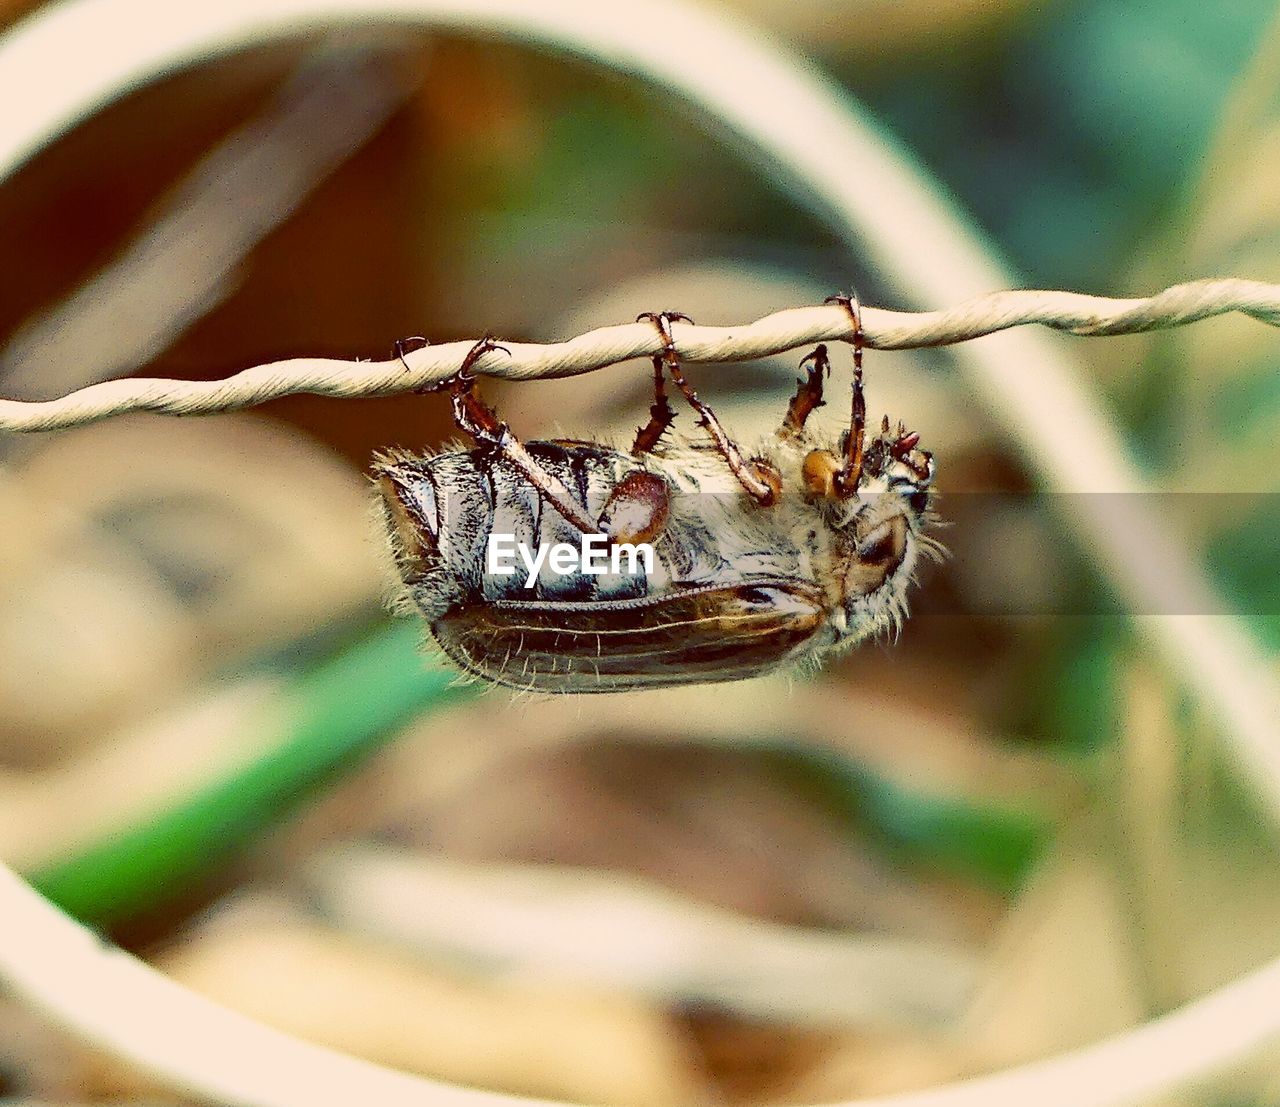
[377,442,649,610]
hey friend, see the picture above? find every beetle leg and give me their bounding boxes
[778,344,829,440]
[637,311,782,506]
[825,294,868,496]
[393,335,429,373]
[631,354,677,454]
[444,337,597,535]
[597,470,670,545]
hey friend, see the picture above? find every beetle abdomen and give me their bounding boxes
[376,442,650,615]
[377,442,837,691]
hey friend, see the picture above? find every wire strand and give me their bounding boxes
[2,277,1277,433]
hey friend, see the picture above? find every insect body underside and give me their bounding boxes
[377,442,835,692]
[376,322,937,693]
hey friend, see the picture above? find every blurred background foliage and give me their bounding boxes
[0,0,1278,1104]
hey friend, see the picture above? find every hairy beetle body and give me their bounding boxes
[375,425,936,693]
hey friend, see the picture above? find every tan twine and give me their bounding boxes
[2,277,1278,433]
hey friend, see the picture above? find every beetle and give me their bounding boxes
[374,303,938,692]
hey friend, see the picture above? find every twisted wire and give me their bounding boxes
[1,277,1277,433]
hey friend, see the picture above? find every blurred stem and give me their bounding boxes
[30,620,471,925]
[0,38,420,405]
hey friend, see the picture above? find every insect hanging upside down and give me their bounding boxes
[374,303,939,693]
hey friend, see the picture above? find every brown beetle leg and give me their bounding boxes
[597,470,670,545]
[778,344,829,440]
[825,294,867,496]
[638,311,781,506]
[445,338,597,535]
[394,335,429,373]
[631,354,677,455]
